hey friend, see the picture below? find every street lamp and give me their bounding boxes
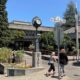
[32,16,42,67]
[50,16,66,80]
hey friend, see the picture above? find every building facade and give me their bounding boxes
[8,20,53,50]
[64,27,80,39]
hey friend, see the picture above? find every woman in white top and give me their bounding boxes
[46,52,56,76]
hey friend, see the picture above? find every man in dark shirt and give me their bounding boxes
[59,48,68,77]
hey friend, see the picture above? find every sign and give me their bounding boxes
[54,26,64,45]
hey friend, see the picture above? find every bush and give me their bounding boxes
[15,50,24,63]
[15,64,32,69]
[0,48,24,63]
[47,45,54,50]
[29,44,35,51]
[0,47,12,62]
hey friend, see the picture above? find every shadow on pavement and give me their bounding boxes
[72,61,80,66]
[51,75,59,79]
[74,74,80,76]
[44,73,59,79]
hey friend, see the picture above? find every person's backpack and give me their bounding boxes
[60,56,68,65]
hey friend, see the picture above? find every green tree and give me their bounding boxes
[0,0,26,48]
[0,0,11,47]
[63,1,77,30]
[11,30,25,40]
[62,33,75,50]
[40,31,55,50]
[9,30,26,50]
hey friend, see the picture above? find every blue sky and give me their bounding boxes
[6,0,80,27]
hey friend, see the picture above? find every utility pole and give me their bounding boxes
[75,12,79,61]
[75,3,79,61]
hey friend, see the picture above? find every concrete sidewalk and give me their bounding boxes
[24,68,73,80]
[0,52,79,80]
[25,51,77,61]
[0,68,73,80]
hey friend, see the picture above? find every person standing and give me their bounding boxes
[12,53,16,63]
[46,52,57,76]
[59,48,68,77]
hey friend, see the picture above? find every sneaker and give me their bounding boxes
[58,76,62,79]
[52,72,55,76]
[61,73,65,77]
[45,73,50,77]
[63,73,66,76]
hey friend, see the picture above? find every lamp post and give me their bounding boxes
[75,12,79,61]
[50,16,66,80]
[32,16,42,67]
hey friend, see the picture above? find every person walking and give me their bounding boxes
[59,48,68,77]
[46,52,57,76]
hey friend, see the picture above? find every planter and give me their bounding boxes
[7,67,44,76]
[7,68,25,76]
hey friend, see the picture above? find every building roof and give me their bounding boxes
[64,26,80,34]
[8,20,53,32]
[10,20,32,25]
[64,27,75,33]
[64,26,80,39]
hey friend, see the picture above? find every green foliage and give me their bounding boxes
[47,45,54,50]
[40,31,55,50]
[40,31,54,44]
[0,47,12,62]
[15,50,24,62]
[29,44,35,50]
[0,0,11,47]
[10,30,26,44]
[0,0,7,5]
[62,33,75,46]
[0,47,24,63]
[0,0,26,47]
[14,65,32,69]
[62,34,71,44]
[12,30,26,39]
[16,50,24,58]
[63,1,77,30]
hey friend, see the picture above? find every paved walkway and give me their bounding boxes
[0,62,78,80]
[25,51,77,61]
[0,68,73,80]
[0,53,80,80]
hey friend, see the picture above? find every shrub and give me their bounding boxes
[0,47,12,62]
[15,65,32,69]
[47,45,54,50]
[15,50,24,63]
[0,48,24,63]
[29,44,35,51]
